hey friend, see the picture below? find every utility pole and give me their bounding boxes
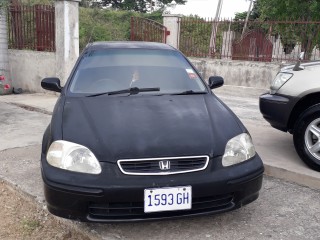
[242,0,254,37]
[214,0,223,21]
[209,0,223,56]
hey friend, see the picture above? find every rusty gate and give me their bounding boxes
[8,4,55,52]
[130,17,170,43]
[232,30,273,62]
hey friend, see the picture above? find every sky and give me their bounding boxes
[169,0,251,19]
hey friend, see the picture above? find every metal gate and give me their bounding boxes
[232,30,273,62]
[8,4,55,52]
[130,17,169,43]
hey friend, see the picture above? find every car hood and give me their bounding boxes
[62,94,243,162]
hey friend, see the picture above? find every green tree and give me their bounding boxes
[258,0,320,21]
[79,7,163,51]
[232,1,263,40]
[179,16,225,58]
[253,0,320,58]
[98,0,186,13]
[18,0,54,4]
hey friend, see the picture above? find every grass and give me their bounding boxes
[21,218,40,234]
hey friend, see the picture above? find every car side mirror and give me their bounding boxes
[41,77,62,92]
[299,52,305,60]
[208,76,224,89]
[293,52,305,71]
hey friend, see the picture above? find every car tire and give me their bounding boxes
[293,105,320,172]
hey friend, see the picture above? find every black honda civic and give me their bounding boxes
[41,41,264,222]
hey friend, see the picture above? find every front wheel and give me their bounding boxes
[293,105,320,172]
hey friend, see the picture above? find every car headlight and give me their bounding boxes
[222,133,256,167]
[270,72,293,94]
[46,140,101,174]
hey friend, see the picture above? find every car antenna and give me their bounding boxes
[293,52,305,71]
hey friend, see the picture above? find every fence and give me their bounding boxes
[8,4,55,52]
[130,16,169,43]
[179,18,320,62]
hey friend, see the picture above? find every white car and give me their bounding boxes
[260,53,320,172]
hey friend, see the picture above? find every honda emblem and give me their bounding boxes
[159,160,170,170]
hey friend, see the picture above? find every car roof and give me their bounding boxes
[86,41,176,51]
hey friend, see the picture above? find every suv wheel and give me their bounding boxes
[293,105,320,171]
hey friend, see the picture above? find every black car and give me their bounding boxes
[41,41,264,222]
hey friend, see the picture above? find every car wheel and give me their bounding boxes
[293,105,320,171]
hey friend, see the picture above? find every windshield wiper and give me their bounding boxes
[87,87,160,97]
[172,90,207,95]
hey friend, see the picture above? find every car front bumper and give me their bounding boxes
[259,93,297,132]
[41,154,264,222]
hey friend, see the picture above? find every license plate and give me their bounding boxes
[144,186,192,213]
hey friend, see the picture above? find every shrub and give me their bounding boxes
[79,7,163,51]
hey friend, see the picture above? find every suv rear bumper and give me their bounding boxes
[259,93,296,132]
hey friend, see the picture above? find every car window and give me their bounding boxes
[69,49,207,95]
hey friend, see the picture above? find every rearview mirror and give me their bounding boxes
[41,77,62,92]
[208,76,224,89]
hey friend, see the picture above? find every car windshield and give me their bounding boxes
[69,48,207,95]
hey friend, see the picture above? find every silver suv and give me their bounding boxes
[260,53,320,172]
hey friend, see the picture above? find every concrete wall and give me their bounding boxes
[9,50,56,93]
[5,0,80,93]
[9,53,281,92]
[190,58,281,89]
[55,0,80,85]
[162,14,181,49]
[0,9,12,94]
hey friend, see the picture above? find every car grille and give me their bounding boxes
[88,193,234,221]
[117,155,209,175]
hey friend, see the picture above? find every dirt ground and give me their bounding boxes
[0,181,91,240]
